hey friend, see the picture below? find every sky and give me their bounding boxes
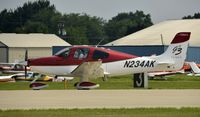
[0,0,199,23]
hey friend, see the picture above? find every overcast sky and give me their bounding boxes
[0,0,199,23]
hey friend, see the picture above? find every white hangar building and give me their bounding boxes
[0,33,70,63]
[106,19,200,63]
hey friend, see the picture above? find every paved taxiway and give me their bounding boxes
[0,90,200,109]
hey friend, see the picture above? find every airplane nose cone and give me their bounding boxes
[28,58,48,66]
[27,58,35,66]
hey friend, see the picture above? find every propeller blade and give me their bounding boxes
[25,49,28,61]
[25,65,27,79]
[25,49,28,79]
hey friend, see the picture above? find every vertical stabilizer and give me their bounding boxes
[156,32,190,70]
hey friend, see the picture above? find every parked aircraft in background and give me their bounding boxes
[24,32,190,89]
[187,62,200,76]
[0,72,53,82]
[15,72,53,81]
[0,63,30,74]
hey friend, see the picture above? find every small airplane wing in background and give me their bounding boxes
[148,69,185,79]
[0,73,24,82]
[187,62,200,76]
[148,71,176,78]
[0,75,15,82]
[71,61,104,82]
[188,62,200,74]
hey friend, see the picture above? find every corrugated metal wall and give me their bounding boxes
[187,47,200,63]
[53,46,200,63]
[9,47,52,63]
[0,48,8,63]
[0,42,8,63]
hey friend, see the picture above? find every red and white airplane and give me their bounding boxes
[26,32,190,89]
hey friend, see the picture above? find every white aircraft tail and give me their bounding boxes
[188,62,200,74]
[156,32,191,70]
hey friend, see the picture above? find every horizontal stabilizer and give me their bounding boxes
[157,61,175,66]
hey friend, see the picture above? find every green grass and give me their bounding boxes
[0,108,200,117]
[0,74,200,90]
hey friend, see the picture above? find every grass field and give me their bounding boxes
[0,74,200,90]
[0,108,200,117]
[0,75,199,117]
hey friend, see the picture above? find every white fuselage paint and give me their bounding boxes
[30,56,177,77]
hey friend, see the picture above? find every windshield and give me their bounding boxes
[55,48,70,57]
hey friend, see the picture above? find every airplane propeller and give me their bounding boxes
[25,49,28,79]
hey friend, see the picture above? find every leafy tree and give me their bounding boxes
[65,27,88,45]
[0,9,16,32]
[62,13,105,45]
[183,13,200,19]
[104,11,153,42]
[0,0,56,33]
[21,21,48,33]
[16,8,62,33]
[0,0,154,45]
[0,0,106,45]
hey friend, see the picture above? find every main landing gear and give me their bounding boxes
[74,82,100,90]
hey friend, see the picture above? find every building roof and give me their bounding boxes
[106,19,200,46]
[0,33,70,47]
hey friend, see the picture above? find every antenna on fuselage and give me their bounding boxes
[160,34,165,52]
[95,38,105,47]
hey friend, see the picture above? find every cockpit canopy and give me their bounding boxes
[55,48,70,58]
[54,46,109,60]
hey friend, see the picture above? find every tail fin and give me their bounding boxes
[157,32,191,70]
[188,62,200,74]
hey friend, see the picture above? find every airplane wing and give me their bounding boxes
[71,61,104,82]
[188,62,200,74]
[148,71,175,77]
[148,69,184,78]
[0,75,13,79]
[0,74,18,82]
[0,63,15,65]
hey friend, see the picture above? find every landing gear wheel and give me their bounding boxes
[75,82,100,90]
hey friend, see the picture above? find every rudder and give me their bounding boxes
[157,32,191,70]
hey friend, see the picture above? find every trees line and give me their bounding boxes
[0,0,199,45]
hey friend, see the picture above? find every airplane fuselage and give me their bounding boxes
[30,56,175,77]
[28,32,190,78]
